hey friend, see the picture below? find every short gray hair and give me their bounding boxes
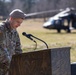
[9,9,26,19]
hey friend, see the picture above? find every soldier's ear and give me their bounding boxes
[9,17,13,21]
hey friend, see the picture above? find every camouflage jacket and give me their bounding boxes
[0,21,22,64]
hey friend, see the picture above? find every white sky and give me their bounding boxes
[5,0,11,2]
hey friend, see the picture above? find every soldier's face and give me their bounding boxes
[10,17,24,29]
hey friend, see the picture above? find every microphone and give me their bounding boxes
[22,32,33,41]
[22,32,37,50]
[22,32,48,49]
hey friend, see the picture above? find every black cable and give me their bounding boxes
[33,40,37,50]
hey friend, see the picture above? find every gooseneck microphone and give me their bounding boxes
[22,32,37,50]
[22,32,48,49]
[22,32,33,41]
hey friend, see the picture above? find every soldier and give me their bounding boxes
[0,9,25,75]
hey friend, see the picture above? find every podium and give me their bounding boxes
[9,47,71,75]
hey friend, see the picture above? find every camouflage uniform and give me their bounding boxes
[0,21,22,75]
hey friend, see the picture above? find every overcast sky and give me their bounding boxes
[5,0,11,2]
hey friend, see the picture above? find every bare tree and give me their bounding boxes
[10,0,23,11]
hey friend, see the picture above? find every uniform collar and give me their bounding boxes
[3,21,15,32]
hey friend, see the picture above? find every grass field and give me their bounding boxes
[1,19,76,62]
[16,19,76,63]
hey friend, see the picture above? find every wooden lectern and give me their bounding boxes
[9,47,71,75]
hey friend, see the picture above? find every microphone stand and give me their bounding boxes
[22,32,49,49]
[30,34,49,49]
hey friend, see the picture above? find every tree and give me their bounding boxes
[21,0,33,13]
[0,0,9,17]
